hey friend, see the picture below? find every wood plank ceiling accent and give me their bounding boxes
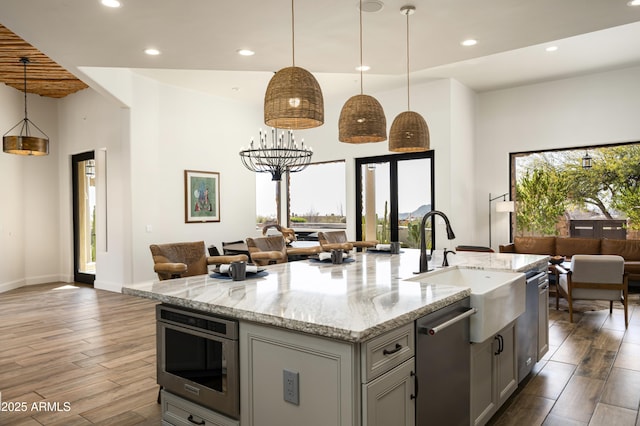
[0,24,88,98]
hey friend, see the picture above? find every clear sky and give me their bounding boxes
[255,157,432,219]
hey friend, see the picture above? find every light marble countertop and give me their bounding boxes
[122,249,548,343]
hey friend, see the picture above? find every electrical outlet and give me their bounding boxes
[283,369,299,405]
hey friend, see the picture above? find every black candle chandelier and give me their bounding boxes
[239,128,312,181]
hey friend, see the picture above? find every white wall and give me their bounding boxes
[475,65,640,249]
[57,88,129,291]
[0,84,59,293]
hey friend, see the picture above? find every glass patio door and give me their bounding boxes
[356,151,434,249]
[72,151,96,285]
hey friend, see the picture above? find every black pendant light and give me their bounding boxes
[3,57,49,156]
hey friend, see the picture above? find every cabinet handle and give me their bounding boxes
[494,334,504,355]
[383,343,402,355]
[188,415,205,425]
[410,371,419,400]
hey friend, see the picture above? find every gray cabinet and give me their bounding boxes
[363,358,415,426]
[361,323,415,426]
[240,320,416,426]
[161,390,239,426]
[470,321,517,426]
[240,322,356,426]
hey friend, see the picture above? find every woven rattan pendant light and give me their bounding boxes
[338,0,386,143]
[389,5,429,152]
[264,0,324,130]
[3,58,49,156]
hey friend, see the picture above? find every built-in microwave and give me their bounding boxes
[156,304,239,419]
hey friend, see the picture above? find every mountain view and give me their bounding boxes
[399,204,432,221]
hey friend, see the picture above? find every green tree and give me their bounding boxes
[516,168,569,236]
[563,145,640,228]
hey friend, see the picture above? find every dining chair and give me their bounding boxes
[556,254,629,327]
[150,241,248,281]
[246,236,288,266]
[317,230,378,252]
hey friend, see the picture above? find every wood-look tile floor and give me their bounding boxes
[2,283,640,425]
[491,288,640,426]
[0,283,161,425]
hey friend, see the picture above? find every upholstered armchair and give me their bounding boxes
[150,241,248,281]
[246,236,288,266]
[556,254,629,327]
[317,231,378,252]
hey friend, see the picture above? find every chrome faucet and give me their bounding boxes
[419,210,456,273]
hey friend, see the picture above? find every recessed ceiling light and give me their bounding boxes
[545,46,558,52]
[628,0,640,6]
[101,0,121,7]
[237,49,255,56]
[144,48,160,56]
[356,65,370,72]
[461,39,477,47]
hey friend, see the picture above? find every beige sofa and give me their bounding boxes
[499,236,640,280]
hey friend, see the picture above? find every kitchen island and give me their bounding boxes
[123,249,548,426]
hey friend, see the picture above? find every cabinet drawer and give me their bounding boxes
[162,390,239,426]
[362,322,414,382]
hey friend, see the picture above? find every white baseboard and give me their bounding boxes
[0,274,72,294]
[0,279,26,294]
[94,280,123,293]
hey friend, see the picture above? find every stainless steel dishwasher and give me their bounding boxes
[516,270,548,382]
[415,297,474,426]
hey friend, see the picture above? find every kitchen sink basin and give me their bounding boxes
[420,267,526,342]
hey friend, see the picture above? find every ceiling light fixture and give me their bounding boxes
[263,0,324,129]
[356,65,370,72]
[388,5,429,153]
[101,0,121,8]
[545,46,558,52]
[144,48,160,56]
[3,57,49,156]
[237,49,255,56]
[461,39,477,47]
[359,0,384,13]
[628,0,640,6]
[240,128,312,181]
[338,0,387,143]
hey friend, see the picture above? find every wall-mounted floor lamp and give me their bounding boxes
[489,192,515,247]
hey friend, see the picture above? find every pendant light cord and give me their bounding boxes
[22,57,29,121]
[359,0,364,94]
[405,11,411,111]
[291,0,295,67]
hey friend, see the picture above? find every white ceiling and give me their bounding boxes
[1,0,640,102]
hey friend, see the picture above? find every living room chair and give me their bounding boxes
[246,236,288,266]
[317,231,378,252]
[150,241,248,281]
[556,254,629,327]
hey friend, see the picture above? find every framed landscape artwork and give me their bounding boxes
[185,170,220,223]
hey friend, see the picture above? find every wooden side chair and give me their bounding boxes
[556,254,629,327]
[150,241,248,280]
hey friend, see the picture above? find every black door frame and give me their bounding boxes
[355,151,435,247]
[72,151,96,285]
